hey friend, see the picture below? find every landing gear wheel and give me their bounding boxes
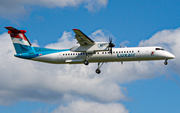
[164,59,168,65]
[96,69,101,74]
[164,61,168,65]
[84,60,89,65]
[95,62,104,74]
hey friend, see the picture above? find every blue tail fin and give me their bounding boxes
[5,26,34,54]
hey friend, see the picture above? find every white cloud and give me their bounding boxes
[84,0,108,12]
[90,29,112,42]
[0,0,108,20]
[119,40,129,47]
[45,31,76,49]
[52,100,128,113]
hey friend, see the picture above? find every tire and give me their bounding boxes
[84,60,89,65]
[95,69,101,74]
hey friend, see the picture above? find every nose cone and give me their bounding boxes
[170,54,175,59]
[165,52,175,59]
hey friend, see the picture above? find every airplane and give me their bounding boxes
[5,26,175,74]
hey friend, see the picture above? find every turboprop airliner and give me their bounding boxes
[5,27,175,74]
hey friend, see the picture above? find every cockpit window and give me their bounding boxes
[161,48,165,51]
[155,48,165,51]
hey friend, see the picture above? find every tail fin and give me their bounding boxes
[5,26,34,54]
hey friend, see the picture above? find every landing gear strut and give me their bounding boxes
[83,53,92,66]
[95,62,104,74]
[164,59,168,65]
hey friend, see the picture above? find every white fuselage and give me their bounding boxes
[32,46,175,64]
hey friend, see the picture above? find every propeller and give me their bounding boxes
[108,37,115,54]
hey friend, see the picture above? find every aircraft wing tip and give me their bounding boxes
[73,28,79,30]
[5,26,12,29]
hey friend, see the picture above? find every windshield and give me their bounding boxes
[155,48,165,51]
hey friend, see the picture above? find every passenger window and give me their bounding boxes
[124,51,126,53]
[127,51,128,53]
[113,52,115,53]
[121,51,123,53]
[132,51,134,53]
[129,51,131,53]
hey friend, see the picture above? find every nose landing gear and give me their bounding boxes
[164,59,168,65]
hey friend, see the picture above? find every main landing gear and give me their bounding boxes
[83,53,104,74]
[95,62,104,74]
[84,60,89,65]
[164,59,168,65]
[83,53,92,66]
[83,60,104,74]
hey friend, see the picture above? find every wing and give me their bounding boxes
[73,29,95,46]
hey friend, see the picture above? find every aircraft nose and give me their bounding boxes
[166,52,175,59]
[171,54,175,59]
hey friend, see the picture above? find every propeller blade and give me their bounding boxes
[109,47,112,54]
[109,37,112,43]
[108,37,115,55]
[108,37,115,47]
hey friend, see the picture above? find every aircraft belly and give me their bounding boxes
[32,53,60,63]
[89,54,137,62]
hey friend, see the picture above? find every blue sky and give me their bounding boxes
[0,0,180,113]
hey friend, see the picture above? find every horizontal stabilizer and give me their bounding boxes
[5,26,27,33]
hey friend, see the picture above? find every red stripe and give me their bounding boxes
[10,33,28,41]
